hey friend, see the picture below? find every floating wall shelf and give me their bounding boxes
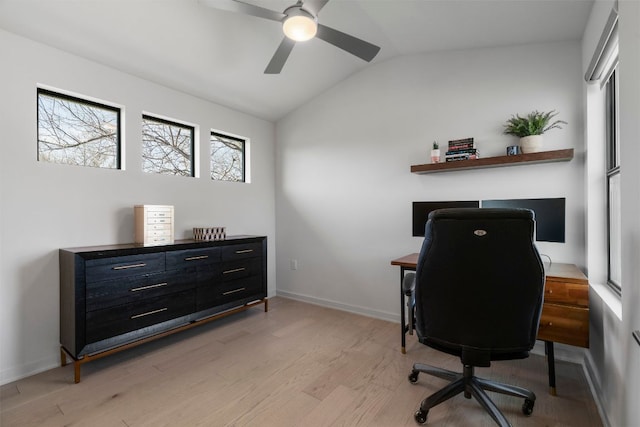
[410,148,574,174]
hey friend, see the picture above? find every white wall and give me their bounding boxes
[0,29,276,384]
[618,1,640,425]
[582,0,640,425]
[276,41,584,321]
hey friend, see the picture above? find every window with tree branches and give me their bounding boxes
[211,132,246,182]
[142,115,194,177]
[37,88,121,168]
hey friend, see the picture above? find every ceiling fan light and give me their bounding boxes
[282,10,317,42]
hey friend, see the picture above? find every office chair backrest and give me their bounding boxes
[415,208,545,366]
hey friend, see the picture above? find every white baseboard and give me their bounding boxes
[1,355,59,386]
[275,290,399,323]
[583,353,612,427]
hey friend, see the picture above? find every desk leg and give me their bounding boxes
[545,341,557,395]
[400,267,406,354]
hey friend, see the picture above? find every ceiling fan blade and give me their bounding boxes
[302,0,330,15]
[200,0,285,22]
[265,37,296,74]
[316,24,380,62]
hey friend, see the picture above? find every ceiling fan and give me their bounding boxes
[203,0,381,74]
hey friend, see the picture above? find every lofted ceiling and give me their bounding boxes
[0,0,593,121]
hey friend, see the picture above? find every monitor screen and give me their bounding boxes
[412,201,480,236]
[481,197,566,243]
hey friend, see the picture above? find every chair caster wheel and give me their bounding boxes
[414,409,428,424]
[408,370,419,384]
[522,398,535,416]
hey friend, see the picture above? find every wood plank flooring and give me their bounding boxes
[1,297,602,426]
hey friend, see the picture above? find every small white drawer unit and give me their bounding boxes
[134,205,174,245]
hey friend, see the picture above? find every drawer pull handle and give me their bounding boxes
[223,267,246,274]
[548,289,553,294]
[130,282,168,292]
[185,255,209,261]
[113,263,147,270]
[235,249,254,254]
[131,308,167,319]
[548,322,553,326]
[223,287,246,296]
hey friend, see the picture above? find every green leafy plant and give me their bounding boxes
[432,141,439,150]
[503,110,567,137]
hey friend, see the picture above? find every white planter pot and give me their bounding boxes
[431,149,441,163]
[519,135,543,153]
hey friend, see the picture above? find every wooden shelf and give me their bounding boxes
[411,148,574,174]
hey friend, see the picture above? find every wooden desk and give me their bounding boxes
[391,253,589,395]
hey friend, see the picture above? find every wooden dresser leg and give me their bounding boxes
[60,347,67,367]
[74,361,81,384]
[264,298,269,312]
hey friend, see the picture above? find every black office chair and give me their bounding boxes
[408,208,545,426]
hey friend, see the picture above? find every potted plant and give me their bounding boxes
[503,110,567,153]
[431,141,440,163]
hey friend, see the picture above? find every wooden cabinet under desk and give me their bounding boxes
[59,236,267,383]
[538,263,589,348]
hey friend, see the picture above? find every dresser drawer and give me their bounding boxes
[220,258,262,281]
[197,275,264,311]
[86,270,194,311]
[86,290,195,343]
[221,242,262,261]
[166,247,221,269]
[544,279,589,307]
[537,303,589,348]
[85,253,165,282]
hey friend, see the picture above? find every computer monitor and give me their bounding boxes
[481,197,566,243]
[412,200,480,236]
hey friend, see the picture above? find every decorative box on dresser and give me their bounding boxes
[134,204,174,245]
[59,235,267,383]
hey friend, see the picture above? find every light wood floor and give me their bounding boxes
[1,297,602,427]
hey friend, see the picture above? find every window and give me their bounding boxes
[211,131,246,182]
[37,88,121,168]
[605,67,621,293]
[142,115,195,176]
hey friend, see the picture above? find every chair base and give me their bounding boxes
[409,363,535,427]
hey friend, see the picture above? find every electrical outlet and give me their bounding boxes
[290,259,298,270]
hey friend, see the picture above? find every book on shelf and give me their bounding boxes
[445,148,479,156]
[448,137,475,150]
[445,151,479,162]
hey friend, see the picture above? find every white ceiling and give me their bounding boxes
[0,0,593,121]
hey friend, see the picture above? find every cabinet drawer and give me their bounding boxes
[537,303,589,348]
[220,258,262,281]
[86,290,195,343]
[166,247,220,269]
[147,217,172,224]
[86,253,165,282]
[221,242,262,261]
[544,279,589,307]
[86,270,194,311]
[197,275,264,311]
[146,209,172,219]
[147,223,172,231]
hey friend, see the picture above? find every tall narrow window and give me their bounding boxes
[605,67,621,293]
[211,132,246,182]
[37,88,121,169]
[141,115,194,177]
